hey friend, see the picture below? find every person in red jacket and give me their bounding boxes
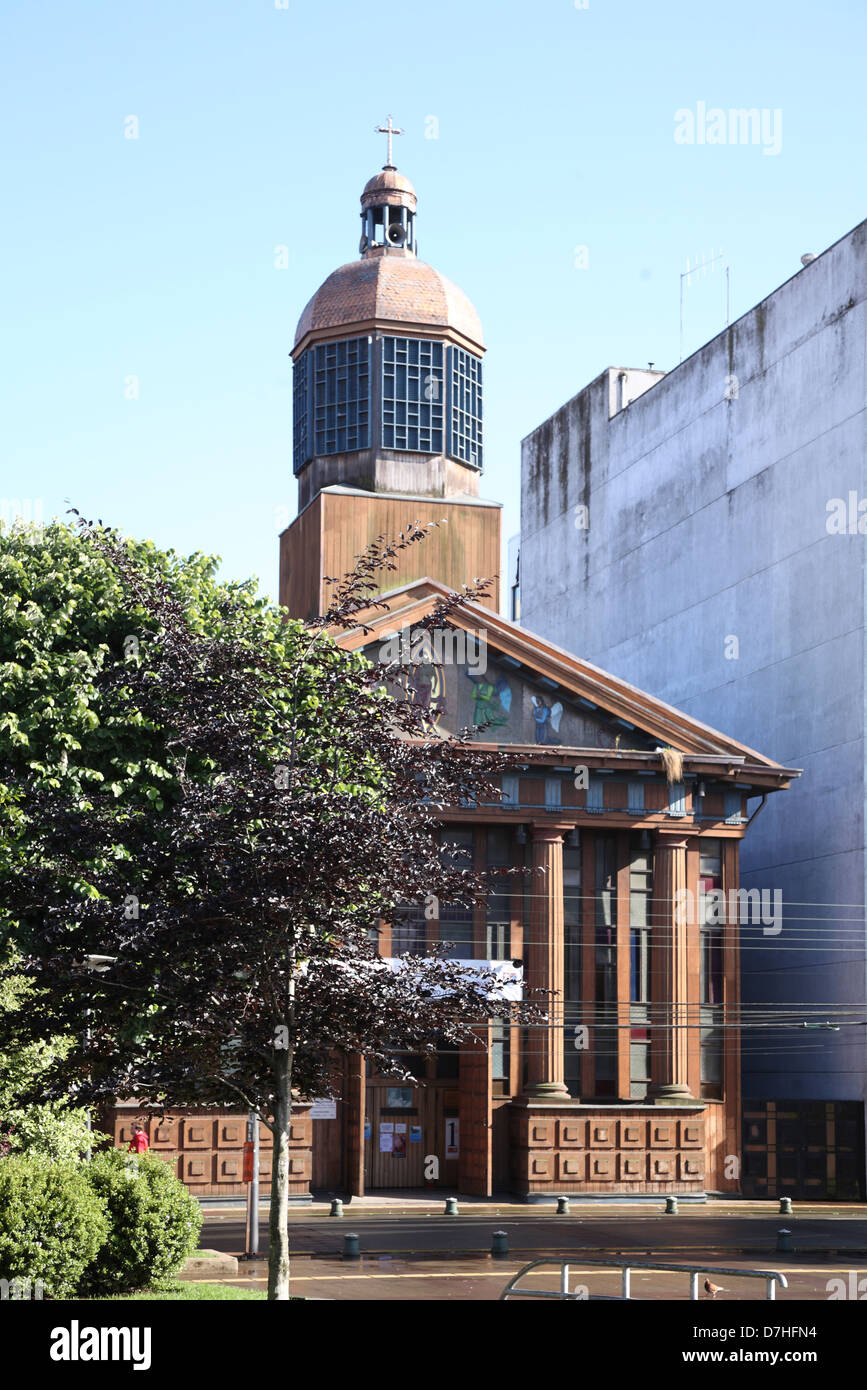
[127,1123,149,1155]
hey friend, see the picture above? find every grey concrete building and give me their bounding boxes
[519,219,867,1196]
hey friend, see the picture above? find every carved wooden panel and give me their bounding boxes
[151,1122,176,1149]
[182,1119,213,1150]
[558,1120,586,1148]
[529,1121,554,1147]
[531,1154,553,1178]
[589,1123,614,1149]
[217,1155,243,1185]
[619,1121,644,1148]
[679,1154,705,1181]
[182,1154,212,1185]
[588,1154,615,1181]
[650,1154,675,1180]
[618,1154,644,1181]
[650,1122,676,1148]
[679,1121,703,1148]
[557,1153,585,1181]
[217,1120,244,1149]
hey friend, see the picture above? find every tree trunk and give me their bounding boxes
[268,1046,293,1300]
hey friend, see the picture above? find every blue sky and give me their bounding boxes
[2,0,864,603]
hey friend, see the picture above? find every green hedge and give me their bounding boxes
[0,1156,108,1298]
[81,1149,202,1295]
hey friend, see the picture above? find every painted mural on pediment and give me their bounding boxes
[366,629,655,750]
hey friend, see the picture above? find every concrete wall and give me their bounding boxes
[520,220,867,1106]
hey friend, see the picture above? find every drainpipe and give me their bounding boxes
[746,793,768,827]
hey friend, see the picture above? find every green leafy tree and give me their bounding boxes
[0,517,295,1160]
[0,971,94,1160]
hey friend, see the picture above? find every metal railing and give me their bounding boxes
[500,1257,788,1301]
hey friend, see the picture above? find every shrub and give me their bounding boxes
[0,1155,108,1298]
[82,1149,202,1294]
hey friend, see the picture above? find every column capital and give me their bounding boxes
[653,828,692,847]
[529,821,572,842]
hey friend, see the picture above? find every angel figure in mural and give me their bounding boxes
[531,694,564,745]
[407,664,447,728]
[467,671,512,731]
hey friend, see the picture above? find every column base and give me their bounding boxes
[648,1084,696,1106]
[522,1082,572,1102]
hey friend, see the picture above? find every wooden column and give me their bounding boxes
[459,1024,493,1196]
[343,1054,366,1196]
[649,831,694,1103]
[524,823,570,1099]
[615,832,631,1100]
[580,828,595,1097]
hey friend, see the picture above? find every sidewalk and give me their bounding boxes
[201,1190,867,1219]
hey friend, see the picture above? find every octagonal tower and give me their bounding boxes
[281,142,500,619]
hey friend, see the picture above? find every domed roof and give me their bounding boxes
[361,168,417,209]
[293,253,485,354]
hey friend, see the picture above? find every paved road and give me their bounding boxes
[201,1252,867,1303]
[202,1211,867,1259]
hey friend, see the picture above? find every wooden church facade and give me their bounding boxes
[103,143,797,1200]
[301,580,797,1199]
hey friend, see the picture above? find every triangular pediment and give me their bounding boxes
[337,578,794,778]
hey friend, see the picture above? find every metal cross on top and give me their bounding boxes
[375,115,403,168]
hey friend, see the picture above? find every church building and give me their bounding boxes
[110,129,798,1201]
[275,128,799,1200]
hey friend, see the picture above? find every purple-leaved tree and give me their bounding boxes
[1,517,541,1299]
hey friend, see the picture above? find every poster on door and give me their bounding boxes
[445,1118,459,1159]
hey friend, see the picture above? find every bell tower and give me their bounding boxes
[360,117,418,255]
[280,121,500,619]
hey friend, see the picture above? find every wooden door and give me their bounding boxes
[366,1084,427,1188]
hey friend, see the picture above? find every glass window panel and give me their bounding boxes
[382,336,444,452]
[295,336,371,463]
[448,346,483,467]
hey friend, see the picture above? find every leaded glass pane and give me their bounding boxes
[449,346,483,467]
[382,336,444,452]
[311,336,371,458]
[292,350,312,474]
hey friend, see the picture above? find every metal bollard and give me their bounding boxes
[329,1198,344,1217]
[444,1197,459,1216]
[664,1196,679,1214]
[779,1196,793,1215]
[776,1228,793,1253]
[556,1196,571,1215]
[343,1233,361,1260]
[491,1230,509,1258]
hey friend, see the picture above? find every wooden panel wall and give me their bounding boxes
[280,491,501,622]
[106,1106,311,1200]
[278,499,322,623]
